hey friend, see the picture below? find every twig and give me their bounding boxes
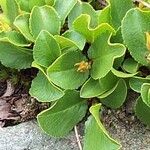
[2,80,15,97]
[97,0,107,6]
[133,0,150,8]
[74,126,82,150]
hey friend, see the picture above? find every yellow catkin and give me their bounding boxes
[74,61,91,72]
[139,2,145,9]
[0,14,11,32]
[146,32,150,51]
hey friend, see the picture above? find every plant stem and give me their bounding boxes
[74,126,83,150]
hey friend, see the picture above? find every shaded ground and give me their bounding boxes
[0,69,49,127]
[102,91,150,150]
[0,74,150,149]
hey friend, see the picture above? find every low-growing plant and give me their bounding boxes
[0,0,150,149]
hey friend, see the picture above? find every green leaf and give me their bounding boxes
[122,58,139,74]
[0,31,6,39]
[109,0,133,29]
[37,90,88,137]
[29,0,45,10]
[0,31,31,47]
[98,0,133,29]
[135,97,150,126]
[54,31,86,50]
[113,56,125,70]
[0,41,33,69]
[98,5,111,25]
[53,0,77,25]
[68,1,98,29]
[111,68,138,78]
[98,83,118,99]
[33,30,61,68]
[100,79,127,109]
[80,72,118,98]
[80,78,106,98]
[122,8,150,66]
[32,61,46,74]
[0,0,19,25]
[89,32,125,79]
[30,5,61,38]
[14,13,34,42]
[47,50,89,90]
[45,0,56,6]
[141,83,150,107]
[83,104,121,150]
[29,71,64,102]
[62,31,86,50]
[16,0,30,12]
[54,35,78,51]
[129,76,150,93]
[73,14,115,43]
[111,27,123,44]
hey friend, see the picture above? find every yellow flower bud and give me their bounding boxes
[74,60,91,72]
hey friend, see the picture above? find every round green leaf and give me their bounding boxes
[80,78,106,98]
[33,30,61,68]
[109,0,133,29]
[68,1,98,29]
[111,68,137,78]
[29,0,45,10]
[122,8,150,66]
[89,32,125,79]
[62,30,86,50]
[37,90,88,137]
[122,58,139,74]
[53,0,77,25]
[73,14,115,43]
[80,71,118,98]
[14,13,34,42]
[16,0,30,12]
[1,31,31,47]
[141,83,150,107]
[0,41,33,69]
[55,31,86,50]
[83,104,121,150]
[29,71,64,102]
[0,0,19,25]
[135,97,150,126]
[129,76,150,93]
[100,79,127,109]
[47,50,89,90]
[30,5,61,38]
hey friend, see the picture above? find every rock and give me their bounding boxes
[0,120,79,150]
[0,116,150,150]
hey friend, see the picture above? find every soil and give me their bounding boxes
[0,81,6,96]
[0,69,150,149]
[0,68,49,127]
[101,91,150,150]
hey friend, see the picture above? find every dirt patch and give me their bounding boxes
[102,91,150,150]
[0,68,49,127]
[0,81,7,96]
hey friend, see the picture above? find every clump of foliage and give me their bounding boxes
[0,0,150,149]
